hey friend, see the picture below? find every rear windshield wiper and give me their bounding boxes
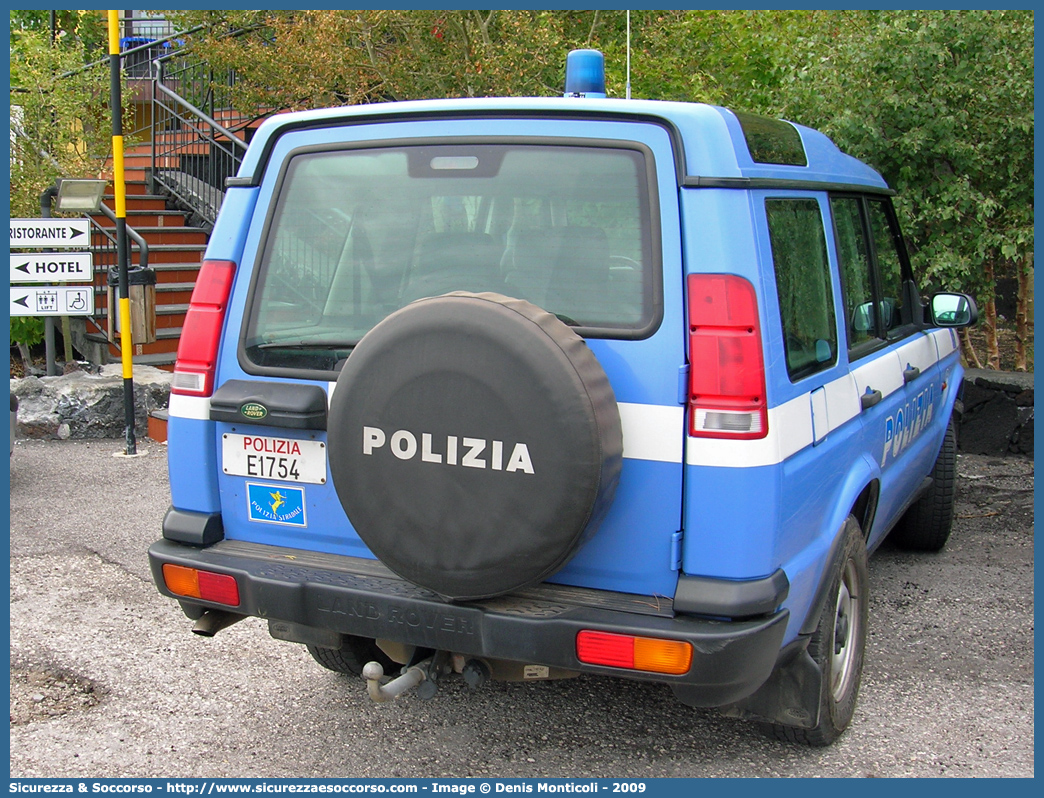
[252,340,356,351]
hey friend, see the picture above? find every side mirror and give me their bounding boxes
[930,292,978,328]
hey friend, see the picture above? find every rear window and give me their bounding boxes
[243,142,659,374]
[734,111,807,167]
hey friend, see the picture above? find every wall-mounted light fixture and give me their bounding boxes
[53,177,109,213]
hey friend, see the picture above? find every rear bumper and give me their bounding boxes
[149,537,788,706]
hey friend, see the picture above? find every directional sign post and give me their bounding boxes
[9,215,96,379]
[9,218,90,249]
[11,286,95,316]
[10,252,94,283]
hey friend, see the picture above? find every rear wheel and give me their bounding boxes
[766,515,868,746]
[892,421,957,551]
[306,636,396,677]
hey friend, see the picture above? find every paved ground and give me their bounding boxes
[8,439,1034,778]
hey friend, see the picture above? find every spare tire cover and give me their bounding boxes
[328,292,623,601]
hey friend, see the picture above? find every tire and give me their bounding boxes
[892,421,957,551]
[307,636,396,677]
[327,292,622,601]
[766,515,868,746]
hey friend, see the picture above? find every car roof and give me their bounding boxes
[235,96,889,192]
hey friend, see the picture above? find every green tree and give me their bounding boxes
[144,10,1036,370]
[163,10,585,111]
[9,9,108,54]
[9,317,45,375]
[9,21,115,365]
[778,10,1033,369]
[604,10,805,107]
[9,28,114,216]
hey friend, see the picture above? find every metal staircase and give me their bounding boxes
[81,148,209,367]
[75,27,276,369]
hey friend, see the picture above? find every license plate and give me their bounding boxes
[222,433,327,484]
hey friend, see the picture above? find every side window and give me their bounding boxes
[830,195,916,357]
[867,199,907,335]
[765,198,838,381]
[831,197,876,350]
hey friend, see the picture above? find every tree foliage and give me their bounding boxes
[164,10,584,111]
[9,9,109,54]
[9,26,115,218]
[13,10,1032,367]
[775,11,1033,367]
[9,19,119,352]
[780,12,1032,290]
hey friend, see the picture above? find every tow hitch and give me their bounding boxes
[362,659,428,703]
[363,651,492,703]
[363,650,448,702]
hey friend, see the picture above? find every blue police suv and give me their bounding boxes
[150,50,978,745]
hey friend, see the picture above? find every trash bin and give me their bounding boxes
[107,267,158,345]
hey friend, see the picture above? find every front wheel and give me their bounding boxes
[766,515,869,746]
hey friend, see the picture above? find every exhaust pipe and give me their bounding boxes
[192,609,247,637]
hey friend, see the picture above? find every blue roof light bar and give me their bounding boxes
[564,49,606,98]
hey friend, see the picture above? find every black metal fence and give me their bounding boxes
[146,39,278,227]
[149,70,249,226]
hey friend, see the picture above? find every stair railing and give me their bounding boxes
[58,25,205,85]
[149,55,250,228]
[54,24,260,229]
[85,205,150,352]
[146,24,283,228]
[29,22,277,238]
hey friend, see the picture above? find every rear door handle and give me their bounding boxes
[903,366,921,384]
[860,389,883,410]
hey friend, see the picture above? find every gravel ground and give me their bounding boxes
[8,439,1034,778]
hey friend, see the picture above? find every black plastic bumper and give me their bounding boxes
[149,538,789,707]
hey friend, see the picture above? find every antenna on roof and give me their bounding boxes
[626,10,632,100]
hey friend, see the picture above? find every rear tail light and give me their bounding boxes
[162,563,241,606]
[687,273,768,439]
[171,259,237,397]
[576,630,693,675]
